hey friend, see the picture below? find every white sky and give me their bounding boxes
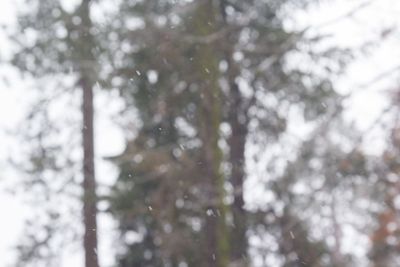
[0,0,400,266]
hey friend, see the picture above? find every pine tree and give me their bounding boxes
[107,0,350,266]
[11,0,116,265]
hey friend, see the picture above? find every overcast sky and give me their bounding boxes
[0,0,400,266]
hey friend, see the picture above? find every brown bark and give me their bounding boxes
[228,81,248,264]
[79,1,99,267]
[218,1,248,262]
[192,1,229,266]
[81,75,99,267]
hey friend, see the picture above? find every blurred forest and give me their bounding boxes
[4,0,400,266]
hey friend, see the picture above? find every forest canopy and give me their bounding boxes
[1,0,400,267]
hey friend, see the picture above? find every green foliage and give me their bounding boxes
[106,0,352,266]
[11,0,366,266]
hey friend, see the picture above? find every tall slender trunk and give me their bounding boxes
[82,76,99,267]
[78,1,99,267]
[228,81,248,265]
[218,1,248,263]
[192,1,229,266]
[331,193,343,267]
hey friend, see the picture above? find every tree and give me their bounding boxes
[10,0,117,266]
[191,1,229,266]
[369,127,400,267]
[107,0,351,266]
[78,1,99,266]
[8,0,400,266]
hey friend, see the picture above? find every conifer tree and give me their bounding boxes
[11,0,116,266]
[107,0,349,266]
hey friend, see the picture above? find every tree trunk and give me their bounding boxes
[82,76,99,267]
[218,1,248,263]
[228,81,248,265]
[192,1,229,266]
[79,1,99,267]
